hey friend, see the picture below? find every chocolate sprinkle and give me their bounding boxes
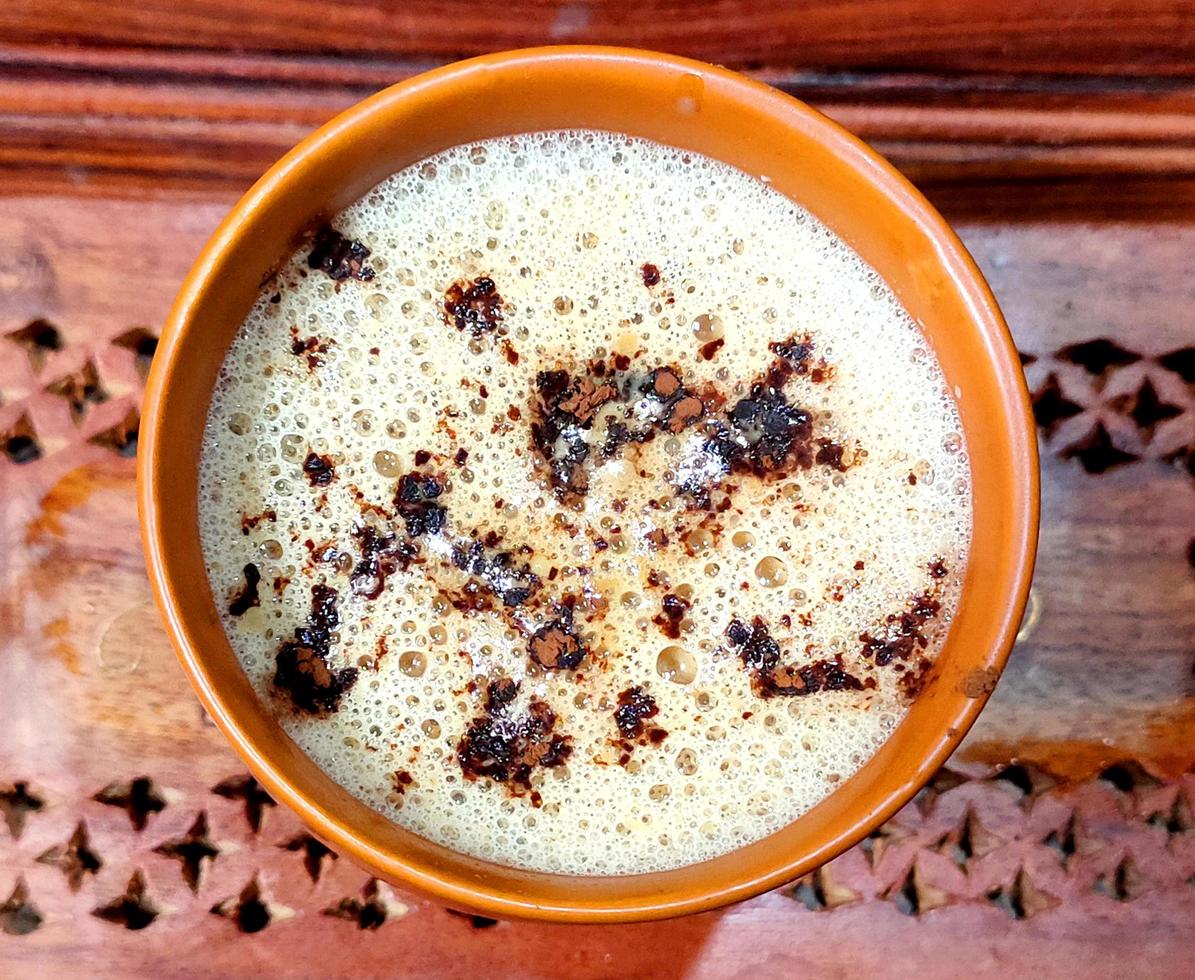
[273,584,358,714]
[228,563,261,617]
[528,603,586,670]
[613,686,661,739]
[307,224,375,282]
[726,616,871,699]
[302,452,335,487]
[451,540,540,608]
[394,473,446,536]
[457,680,573,790]
[444,277,503,334]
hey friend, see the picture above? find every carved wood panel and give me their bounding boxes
[2,191,1193,977]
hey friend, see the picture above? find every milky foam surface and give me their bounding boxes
[198,131,971,875]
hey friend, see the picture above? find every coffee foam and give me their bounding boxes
[198,131,971,875]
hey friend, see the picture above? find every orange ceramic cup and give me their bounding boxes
[139,46,1038,922]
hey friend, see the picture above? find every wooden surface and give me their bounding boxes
[2,3,1195,977]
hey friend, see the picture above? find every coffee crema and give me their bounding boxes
[198,131,972,875]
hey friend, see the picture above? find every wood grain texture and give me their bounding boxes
[1,42,1193,196]
[2,0,1194,76]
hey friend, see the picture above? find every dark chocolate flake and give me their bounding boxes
[350,524,416,600]
[394,472,446,536]
[228,563,262,617]
[727,617,781,673]
[452,540,539,608]
[815,439,846,471]
[614,686,661,739]
[457,680,572,790]
[859,592,942,668]
[307,224,375,282]
[652,592,690,639]
[528,613,585,670]
[302,452,335,487]
[273,585,358,714]
[728,616,870,699]
[764,657,867,697]
[724,385,813,474]
[769,336,814,372]
[444,277,503,334]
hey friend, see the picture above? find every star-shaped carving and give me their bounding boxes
[4,318,62,373]
[1094,855,1150,902]
[1042,812,1080,866]
[446,909,500,929]
[1060,422,1139,474]
[857,820,911,871]
[88,407,140,457]
[935,807,1000,870]
[37,821,103,890]
[111,327,159,380]
[1158,345,1195,383]
[1098,760,1160,795]
[913,765,968,816]
[211,876,285,933]
[211,774,275,834]
[0,781,45,839]
[92,870,160,930]
[279,832,337,883]
[884,860,949,916]
[46,360,108,423]
[93,776,166,831]
[989,762,1057,808]
[0,878,42,936]
[788,864,860,911]
[987,866,1058,919]
[1057,338,1140,380]
[1147,789,1193,841]
[153,812,219,891]
[322,879,407,930]
[1031,372,1084,438]
[1108,377,1182,443]
[1,414,42,465]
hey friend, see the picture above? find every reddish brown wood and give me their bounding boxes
[0,43,1193,196]
[1,0,1194,76]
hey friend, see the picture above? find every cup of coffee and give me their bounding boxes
[139,46,1038,921]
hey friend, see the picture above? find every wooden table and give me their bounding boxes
[2,3,1194,976]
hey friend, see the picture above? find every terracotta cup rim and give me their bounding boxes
[139,45,1039,922]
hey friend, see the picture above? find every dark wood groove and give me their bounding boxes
[1,0,1192,76]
